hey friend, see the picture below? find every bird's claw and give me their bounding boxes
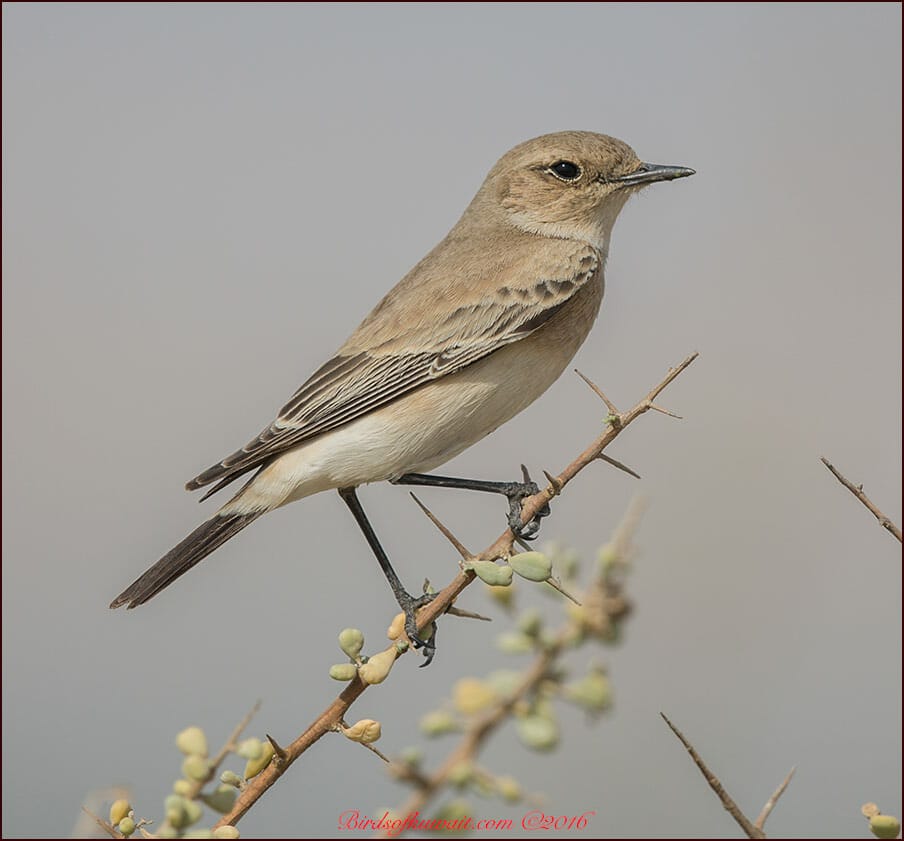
[399,591,438,666]
[505,467,552,540]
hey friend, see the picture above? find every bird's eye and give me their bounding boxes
[549,160,581,181]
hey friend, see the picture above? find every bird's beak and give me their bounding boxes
[616,163,696,186]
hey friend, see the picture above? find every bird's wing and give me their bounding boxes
[187,246,599,497]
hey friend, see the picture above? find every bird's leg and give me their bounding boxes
[392,465,551,540]
[338,486,437,665]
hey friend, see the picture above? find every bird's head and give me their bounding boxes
[474,130,694,249]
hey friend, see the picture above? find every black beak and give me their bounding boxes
[616,162,696,186]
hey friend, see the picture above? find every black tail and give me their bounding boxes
[110,511,262,609]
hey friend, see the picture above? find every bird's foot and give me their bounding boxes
[396,589,439,667]
[504,465,552,541]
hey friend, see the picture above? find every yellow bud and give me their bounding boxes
[497,632,534,655]
[597,542,619,570]
[109,799,131,826]
[486,581,515,608]
[565,669,612,713]
[863,804,882,819]
[419,709,459,737]
[341,719,382,744]
[164,795,189,828]
[117,816,136,837]
[516,715,559,751]
[175,726,209,758]
[183,799,203,827]
[453,678,498,715]
[387,612,406,640]
[173,779,194,796]
[484,669,521,696]
[213,827,241,840]
[358,646,398,685]
[338,627,365,659]
[509,551,552,582]
[220,770,243,788]
[181,754,210,782]
[496,775,522,803]
[468,560,514,587]
[870,815,902,839]
[243,741,275,780]
[329,663,359,681]
[447,760,474,787]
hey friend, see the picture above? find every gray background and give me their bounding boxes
[3,3,901,838]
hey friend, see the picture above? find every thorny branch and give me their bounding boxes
[820,457,902,543]
[213,353,698,830]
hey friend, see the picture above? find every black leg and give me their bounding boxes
[338,486,437,665]
[392,465,551,540]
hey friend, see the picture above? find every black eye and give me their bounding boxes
[550,160,581,181]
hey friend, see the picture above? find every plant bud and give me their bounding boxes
[338,628,365,659]
[182,831,213,839]
[447,760,474,787]
[419,709,459,737]
[175,726,209,758]
[243,741,275,780]
[517,610,543,636]
[358,646,398,685]
[182,754,210,782]
[201,784,237,814]
[109,799,131,826]
[468,560,514,587]
[172,779,194,796]
[117,817,136,837]
[870,815,902,839]
[341,719,382,744]
[453,678,498,715]
[213,827,241,840]
[236,738,263,761]
[516,715,559,752]
[484,669,521,696]
[496,775,522,803]
[329,663,359,681]
[496,632,534,655]
[387,612,406,640]
[486,581,515,608]
[509,552,552,582]
[220,770,243,788]
[164,795,189,828]
[863,804,881,819]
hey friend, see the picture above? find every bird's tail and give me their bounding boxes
[109,511,262,609]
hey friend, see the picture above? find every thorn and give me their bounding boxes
[574,368,620,416]
[545,576,581,605]
[597,453,642,480]
[542,469,564,495]
[520,463,533,484]
[408,492,472,560]
[649,402,682,419]
[514,536,533,553]
[266,733,288,764]
[360,741,392,763]
[447,606,493,622]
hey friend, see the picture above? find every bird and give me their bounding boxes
[110,130,694,662]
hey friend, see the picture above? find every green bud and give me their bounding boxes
[329,663,359,681]
[213,827,241,840]
[173,779,194,796]
[358,646,398,685]
[157,824,180,839]
[220,770,243,788]
[485,581,515,608]
[431,799,471,823]
[182,754,210,782]
[183,799,203,828]
[399,747,423,767]
[201,784,238,814]
[109,799,131,826]
[565,668,612,713]
[516,715,559,752]
[419,709,459,737]
[235,738,263,761]
[468,560,514,587]
[243,741,274,780]
[182,831,213,839]
[117,817,137,837]
[447,760,475,788]
[509,551,552,582]
[496,775,522,803]
[164,795,189,829]
[870,815,902,839]
[338,628,365,659]
[175,726,209,758]
[484,670,522,696]
[496,632,535,655]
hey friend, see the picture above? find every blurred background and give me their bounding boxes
[3,3,900,838]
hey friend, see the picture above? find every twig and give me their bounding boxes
[754,766,796,831]
[597,453,641,480]
[212,354,697,831]
[186,701,261,800]
[660,713,764,839]
[820,457,902,543]
[80,808,120,840]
